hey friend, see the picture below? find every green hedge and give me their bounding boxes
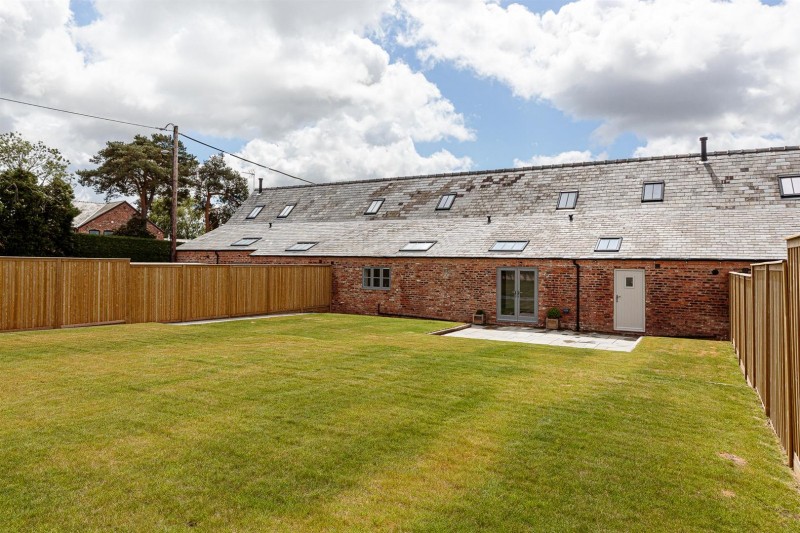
[72,233,172,262]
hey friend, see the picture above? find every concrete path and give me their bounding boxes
[444,325,641,352]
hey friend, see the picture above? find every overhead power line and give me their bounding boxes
[179,132,315,185]
[0,95,316,185]
[0,96,166,131]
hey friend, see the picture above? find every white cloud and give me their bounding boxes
[514,150,603,167]
[399,0,800,154]
[0,0,473,191]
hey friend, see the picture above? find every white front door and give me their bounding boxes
[614,269,645,332]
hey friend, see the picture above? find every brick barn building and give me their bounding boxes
[177,144,800,339]
[73,200,164,239]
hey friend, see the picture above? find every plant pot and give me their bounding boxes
[473,314,485,325]
[546,318,560,330]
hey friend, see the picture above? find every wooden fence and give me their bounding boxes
[0,258,331,332]
[730,235,800,472]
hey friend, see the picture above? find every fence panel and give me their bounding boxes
[730,239,799,471]
[1,258,331,332]
[0,258,58,331]
[60,259,128,327]
[788,236,800,470]
[128,264,184,324]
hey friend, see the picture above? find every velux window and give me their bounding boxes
[363,267,390,290]
[595,238,622,252]
[436,193,456,210]
[277,204,295,218]
[232,237,261,246]
[365,199,384,215]
[490,241,528,252]
[400,241,435,252]
[642,182,664,202]
[285,242,317,252]
[246,205,264,219]
[779,176,800,198]
[557,191,578,209]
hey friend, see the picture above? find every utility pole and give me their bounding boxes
[171,124,179,262]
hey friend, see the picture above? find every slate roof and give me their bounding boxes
[180,147,800,260]
[72,200,127,228]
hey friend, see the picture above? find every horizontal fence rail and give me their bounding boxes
[731,236,800,472]
[0,258,331,332]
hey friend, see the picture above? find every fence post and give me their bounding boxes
[53,258,63,329]
[765,265,771,416]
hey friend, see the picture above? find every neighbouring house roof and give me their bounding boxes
[179,146,800,260]
[72,200,127,228]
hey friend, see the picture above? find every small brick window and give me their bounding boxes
[88,229,100,235]
[363,267,390,290]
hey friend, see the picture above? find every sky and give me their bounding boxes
[0,0,797,200]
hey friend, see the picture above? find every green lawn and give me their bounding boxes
[1,314,798,532]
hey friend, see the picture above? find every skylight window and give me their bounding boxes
[779,176,800,198]
[595,238,622,252]
[400,241,436,252]
[642,182,665,202]
[436,193,456,210]
[365,199,384,215]
[231,237,261,247]
[285,242,317,252]
[490,241,528,252]
[246,205,264,219]
[557,191,578,209]
[277,204,295,218]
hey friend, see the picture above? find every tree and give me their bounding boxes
[0,131,70,185]
[113,214,155,239]
[193,154,249,232]
[76,133,197,219]
[0,169,78,256]
[149,197,204,240]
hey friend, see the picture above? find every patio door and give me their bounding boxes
[497,268,538,322]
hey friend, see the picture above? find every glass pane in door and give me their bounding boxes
[499,269,516,317]
[518,270,537,319]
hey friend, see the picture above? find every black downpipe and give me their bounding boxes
[572,259,581,332]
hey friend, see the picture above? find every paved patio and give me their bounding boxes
[444,325,642,352]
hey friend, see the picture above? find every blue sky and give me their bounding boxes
[3,0,797,192]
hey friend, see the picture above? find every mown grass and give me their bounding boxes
[0,313,798,531]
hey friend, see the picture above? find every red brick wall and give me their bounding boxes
[176,250,752,339]
[77,203,164,240]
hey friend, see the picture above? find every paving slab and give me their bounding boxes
[444,325,641,352]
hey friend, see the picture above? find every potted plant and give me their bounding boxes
[473,309,485,325]
[546,307,562,330]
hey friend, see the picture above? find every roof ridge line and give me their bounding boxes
[254,144,800,191]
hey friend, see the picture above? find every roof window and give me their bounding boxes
[779,176,800,198]
[400,241,436,252]
[277,204,295,218]
[436,193,456,210]
[490,241,528,252]
[232,237,261,247]
[246,205,264,219]
[642,182,664,202]
[595,238,622,252]
[557,191,578,209]
[286,242,317,252]
[365,199,384,215]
